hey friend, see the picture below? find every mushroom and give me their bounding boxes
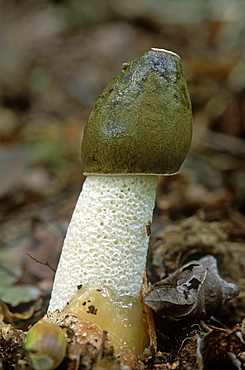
[48,48,192,355]
[25,322,67,370]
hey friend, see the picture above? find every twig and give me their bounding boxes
[97,330,108,363]
[26,253,56,273]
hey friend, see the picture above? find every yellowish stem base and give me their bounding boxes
[62,286,150,356]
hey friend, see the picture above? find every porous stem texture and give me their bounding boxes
[48,175,157,312]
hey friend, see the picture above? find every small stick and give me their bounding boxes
[97,330,108,363]
[26,253,56,273]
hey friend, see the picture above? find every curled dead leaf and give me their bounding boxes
[144,256,239,321]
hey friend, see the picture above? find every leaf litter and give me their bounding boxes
[0,0,245,368]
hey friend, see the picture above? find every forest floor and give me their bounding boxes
[0,1,244,369]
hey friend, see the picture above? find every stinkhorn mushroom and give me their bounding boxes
[48,48,192,355]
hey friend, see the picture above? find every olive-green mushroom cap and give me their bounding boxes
[81,48,192,175]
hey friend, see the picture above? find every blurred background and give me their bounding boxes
[0,0,244,325]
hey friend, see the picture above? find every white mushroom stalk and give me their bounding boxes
[49,175,157,307]
[48,48,193,356]
[49,175,157,355]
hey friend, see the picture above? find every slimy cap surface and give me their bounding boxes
[81,48,192,175]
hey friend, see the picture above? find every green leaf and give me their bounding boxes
[0,261,21,288]
[1,285,41,307]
